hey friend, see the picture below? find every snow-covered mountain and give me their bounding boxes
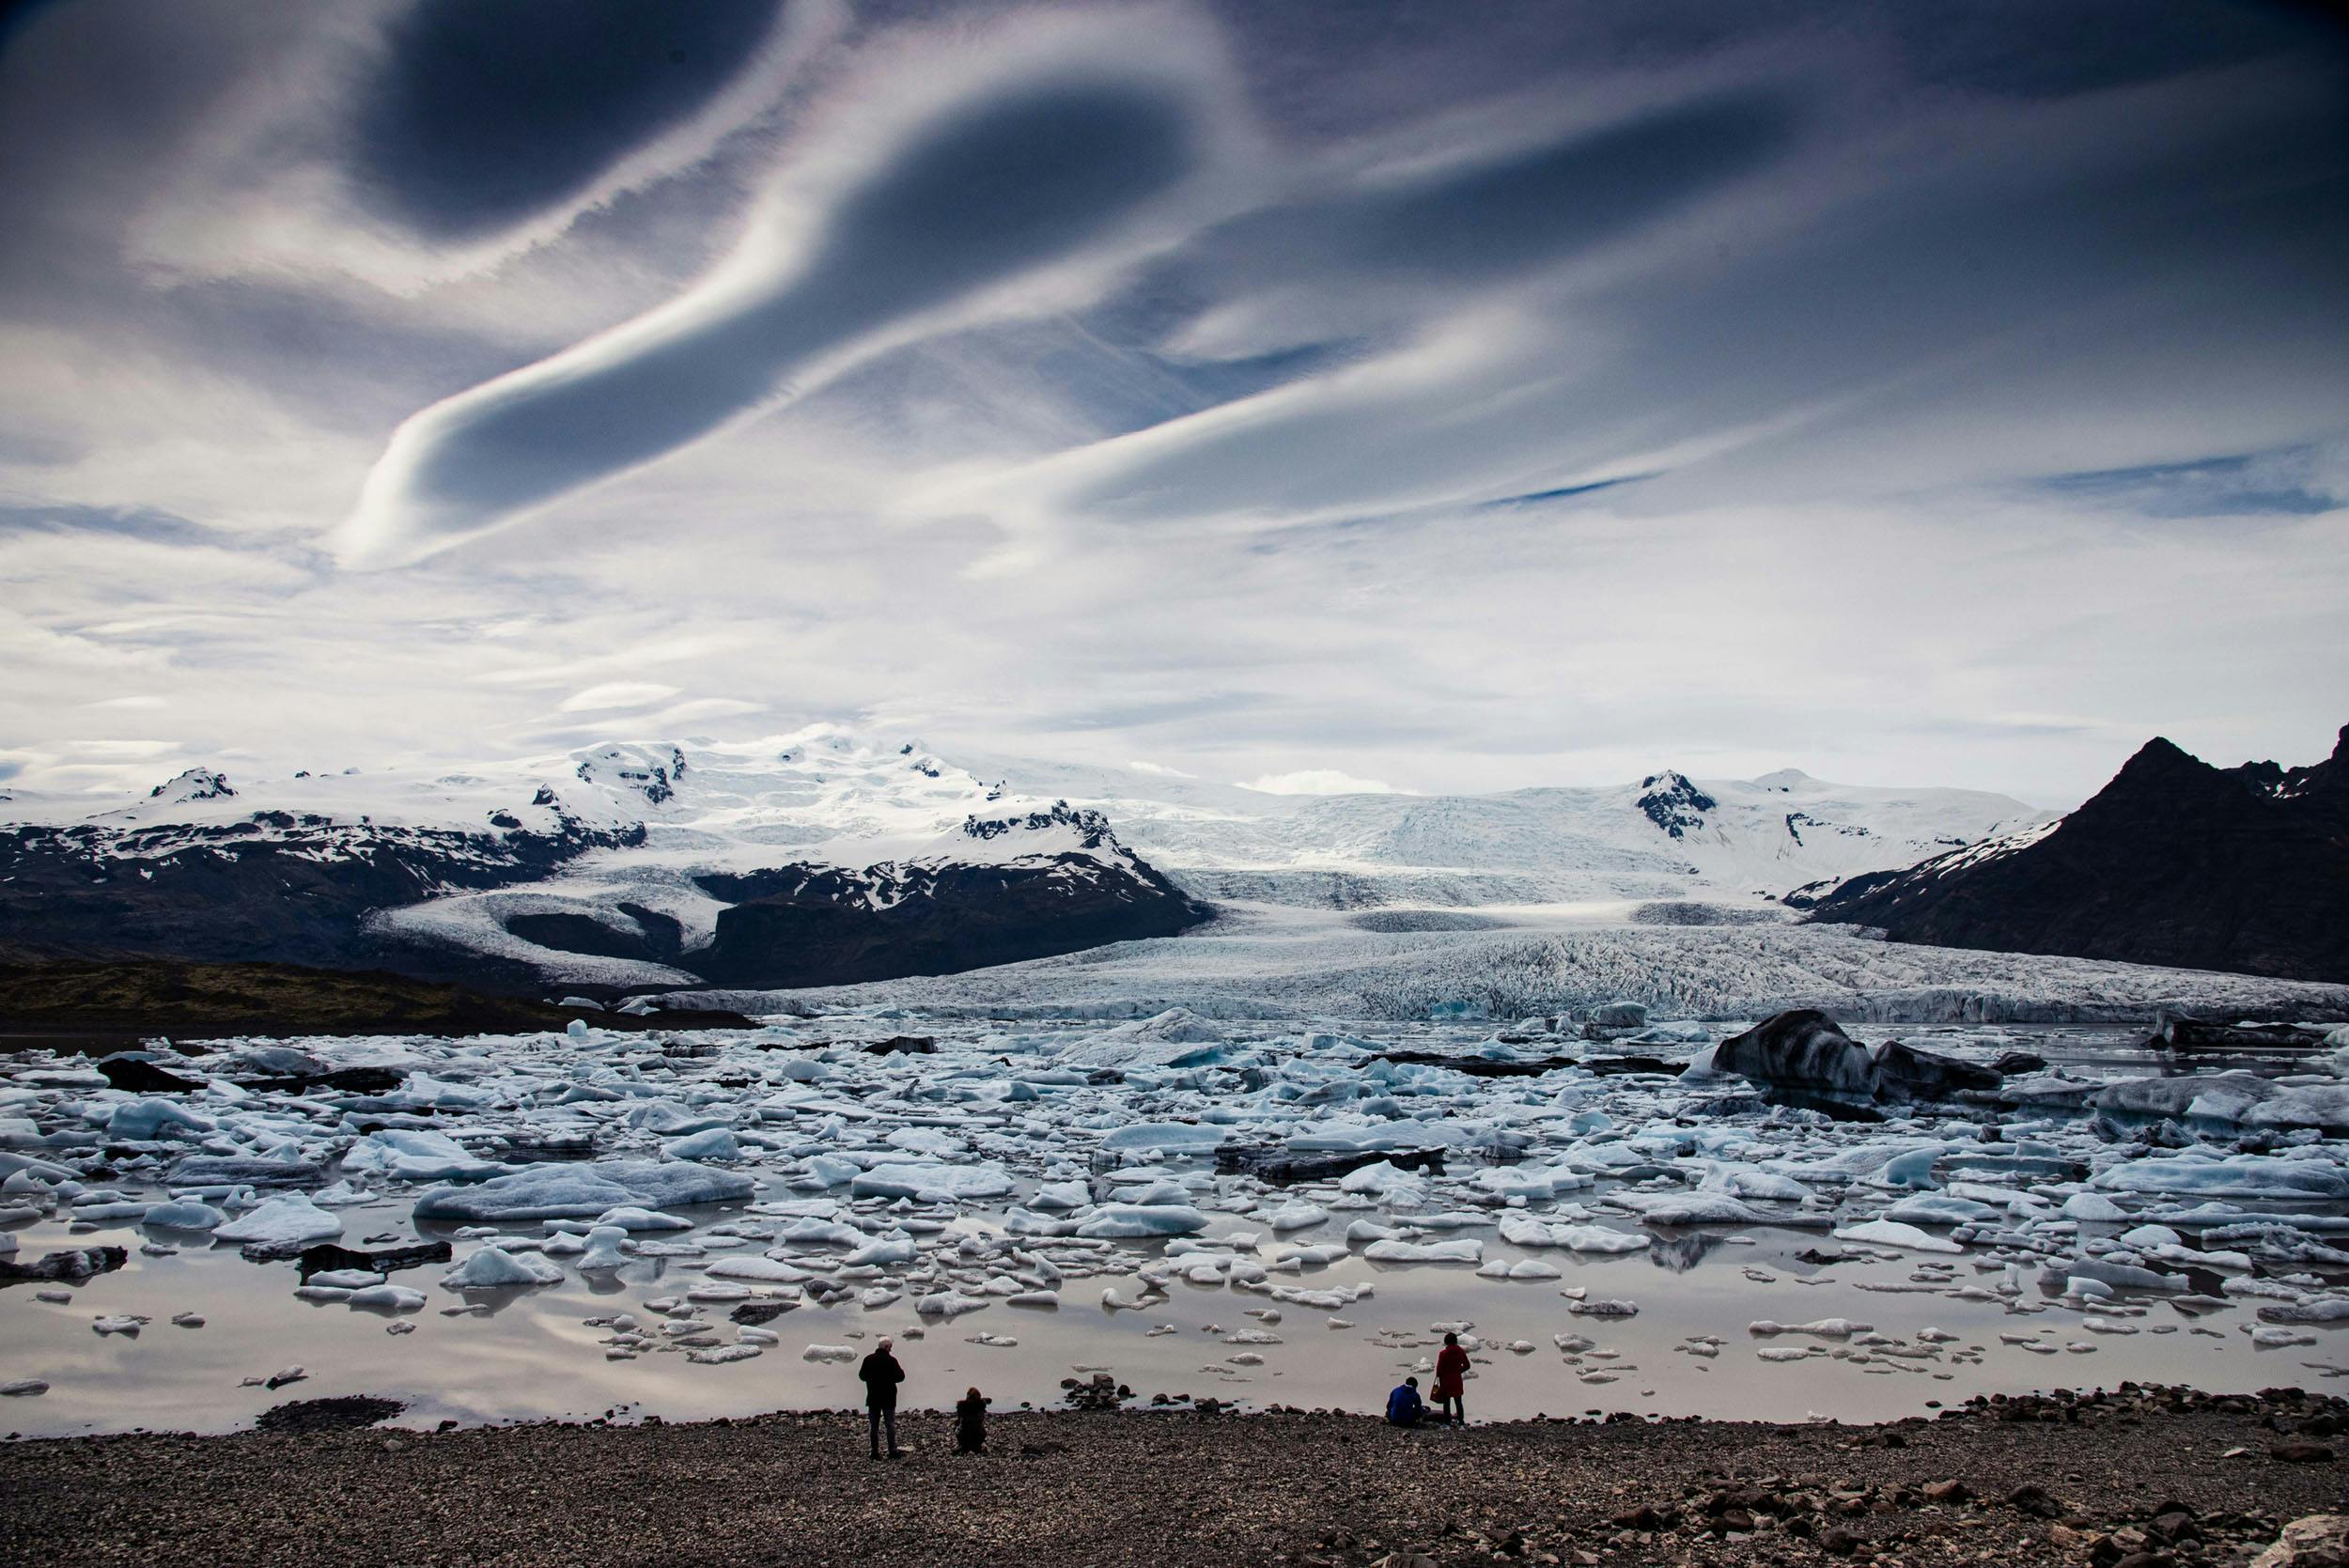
[965,753,2052,910]
[0,722,2054,992]
[0,728,1206,990]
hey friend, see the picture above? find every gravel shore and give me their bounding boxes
[3,1387,2342,1567]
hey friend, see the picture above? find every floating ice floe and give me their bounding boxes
[1832,1219,1964,1253]
[214,1194,343,1245]
[1076,1203,1208,1239]
[1362,1237,1482,1264]
[413,1160,753,1220]
[849,1162,1013,1202]
[441,1246,564,1288]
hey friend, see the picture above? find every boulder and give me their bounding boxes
[2253,1515,2349,1567]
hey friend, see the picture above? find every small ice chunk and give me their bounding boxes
[1832,1219,1963,1254]
[441,1246,564,1288]
[215,1194,344,1245]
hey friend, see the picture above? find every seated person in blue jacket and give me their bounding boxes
[1386,1374,1426,1427]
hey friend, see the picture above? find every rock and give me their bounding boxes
[1922,1480,1970,1504]
[1819,1525,1866,1556]
[2049,1524,2108,1552]
[2269,1443,2336,1464]
[2252,1515,2349,1567]
[1992,1050,2049,1075]
[2009,1484,2071,1520]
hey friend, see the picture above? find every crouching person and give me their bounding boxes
[956,1387,989,1455]
[1386,1374,1425,1428]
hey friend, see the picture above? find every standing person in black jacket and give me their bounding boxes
[860,1337,906,1459]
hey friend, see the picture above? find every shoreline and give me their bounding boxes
[4,1385,2341,1566]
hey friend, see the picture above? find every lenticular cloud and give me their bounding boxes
[340,33,1214,568]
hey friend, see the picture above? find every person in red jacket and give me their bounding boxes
[1434,1331,1470,1425]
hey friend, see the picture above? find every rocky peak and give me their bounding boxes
[148,768,235,802]
[960,800,1117,849]
[574,745,686,806]
[1636,771,1718,838]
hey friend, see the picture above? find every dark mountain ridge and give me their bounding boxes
[1804,724,2349,983]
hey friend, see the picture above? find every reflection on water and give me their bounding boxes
[4,1172,2341,1440]
[1645,1232,1727,1274]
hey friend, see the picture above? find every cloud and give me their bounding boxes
[340,10,1236,566]
[347,0,793,241]
[2034,443,2345,519]
[0,503,215,543]
[123,0,848,293]
[557,681,681,713]
[2,0,2346,808]
[1239,768,1403,796]
[649,695,767,727]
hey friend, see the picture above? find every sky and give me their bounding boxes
[1,0,2345,809]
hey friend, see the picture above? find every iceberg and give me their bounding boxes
[848,1162,1014,1201]
[441,1246,564,1288]
[413,1159,753,1220]
[1074,1204,1209,1238]
[1832,1219,1963,1253]
[214,1194,343,1245]
[1362,1237,1483,1264]
[2090,1155,2349,1200]
[1100,1122,1227,1153]
[345,1129,506,1184]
